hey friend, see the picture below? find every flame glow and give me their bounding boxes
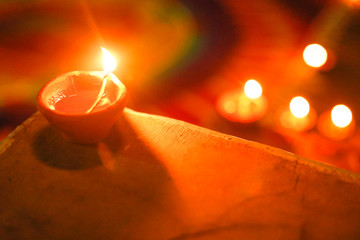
[223,100,237,114]
[331,104,352,128]
[102,47,117,73]
[303,43,328,68]
[290,96,310,118]
[244,79,262,99]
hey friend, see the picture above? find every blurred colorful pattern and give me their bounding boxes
[0,0,360,172]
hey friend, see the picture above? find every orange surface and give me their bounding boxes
[0,109,360,239]
[0,0,359,173]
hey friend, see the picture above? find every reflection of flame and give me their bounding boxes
[244,79,262,99]
[101,47,117,73]
[290,96,310,118]
[331,104,352,128]
[303,43,328,68]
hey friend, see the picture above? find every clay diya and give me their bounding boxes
[37,71,127,144]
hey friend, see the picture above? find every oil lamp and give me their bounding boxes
[278,96,317,132]
[317,104,355,141]
[37,48,127,144]
[217,79,267,123]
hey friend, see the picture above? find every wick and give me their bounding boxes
[86,73,109,113]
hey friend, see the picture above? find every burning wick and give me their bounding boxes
[244,79,262,99]
[303,43,328,68]
[331,104,352,128]
[290,96,310,118]
[216,79,267,123]
[317,104,355,140]
[278,96,316,132]
[86,47,117,113]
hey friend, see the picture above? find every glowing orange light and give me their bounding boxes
[223,100,237,114]
[331,104,352,128]
[101,47,117,73]
[244,79,262,99]
[216,81,267,123]
[279,96,316,132]
[86,47,118,114]
[345,0,360,7]
[303,43,328,68]
[289,96,310,118]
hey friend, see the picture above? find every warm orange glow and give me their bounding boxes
[86,48,118,114]
[279,97,316,132]
[101,47,117,73]
[244,79,262,99]
[216,89,267,123]
[303,43,328,68]
[289,96,310,118]
[344,0,360,7]
[331,104,352,128]
[223,100,237,114]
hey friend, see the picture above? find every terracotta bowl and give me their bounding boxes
[37,71,127,144]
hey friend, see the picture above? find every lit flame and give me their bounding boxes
[290,96,310,118]
[101,47,117,73]
[331,104,352,128]
[303,43,328,68]
[244,79,262,99]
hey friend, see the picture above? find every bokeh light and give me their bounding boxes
[244,79,262,99]
[331,104,353,128]
[223,100,237,114]
[289,96,310,118]
[303,43,328,68]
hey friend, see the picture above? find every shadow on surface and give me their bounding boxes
[30,112,184,239]
[32,126,102,170]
